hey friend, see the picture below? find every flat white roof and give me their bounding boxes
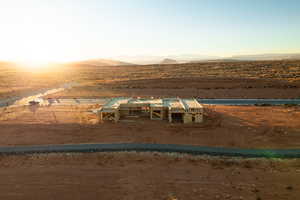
[127,98,163,105]
[99,97,203,112]
[163,98,185,110]
[181,99,203,110]
[101,97,131,112]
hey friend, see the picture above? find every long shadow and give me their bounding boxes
[0,105,298,150]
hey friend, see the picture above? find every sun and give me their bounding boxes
[17,61,48,71]
[15,58,55,71]
[25,60,49,69]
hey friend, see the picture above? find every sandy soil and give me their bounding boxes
[47,60,300,99]
[0,152,299,200]
[1,61,300,200]
[50,87,300,99]
[1,105,299,149]
[2,60,300,99]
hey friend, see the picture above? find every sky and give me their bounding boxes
[0,0,299,63]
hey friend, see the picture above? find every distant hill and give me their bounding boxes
[114,53,300,64]
[190,59,242,63]
[72,59,133,66]
[160,58,177,64]
[0,61,11,66]
[0,61,16,69]
[115,54,220,65]
[230,53,300,61]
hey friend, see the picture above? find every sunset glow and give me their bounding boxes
[0,0,299,66]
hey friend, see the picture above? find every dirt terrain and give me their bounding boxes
[1,60,300,99]
[0,152,299,200]
[51,60,300,99]
[1,60,300,199]
[1,105,299,149]
[0,63,71,98]
[51,81,300,99]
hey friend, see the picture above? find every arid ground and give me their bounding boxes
[1,60,300,99]
[50,60,300,99]
[1,60,300,200]
[1,104,299,149]
[0,152,299,200]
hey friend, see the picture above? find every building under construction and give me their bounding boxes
[95,97,203,123]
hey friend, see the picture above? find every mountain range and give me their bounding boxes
[160,58,178,64]
[1,53,300,68]
[112,53,300,65]
[229,53,300,61]
[71,59,133,66]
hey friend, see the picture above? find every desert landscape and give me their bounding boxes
[0,104,300,149]
[1,60,300,100]
[1,0,300,199]
[0,152,299,200]
[0,59,300,199]
[0,60,300,149]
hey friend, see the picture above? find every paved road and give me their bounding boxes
[49,98,300,106]
[198,99,300,105]
[1,143,300,158]
[0,82,76,108]
[17,98,300,107]
[2,96,300,108]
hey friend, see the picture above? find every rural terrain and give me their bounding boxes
[0,152,299,200]
[0,60,299,149]
[47,60,300,99]
[0,60,300,200]
[1,60,300,99]
[0,104,300,149]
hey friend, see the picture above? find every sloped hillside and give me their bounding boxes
[73,59,133,66]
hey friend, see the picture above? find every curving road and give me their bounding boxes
[0,82,76,108]
[1,143,300,158]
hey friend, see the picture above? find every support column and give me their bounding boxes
[150,107,153,120]
[98,112,103,123]
[160,108,163,120]
[114,111,120,122]
[168,112,172,123]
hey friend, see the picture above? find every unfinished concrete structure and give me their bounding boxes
[96,97,203,123]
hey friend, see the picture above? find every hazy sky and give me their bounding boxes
[0,0,299,62]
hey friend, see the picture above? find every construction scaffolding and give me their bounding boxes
[95,97,203,124]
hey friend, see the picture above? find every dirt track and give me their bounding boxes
[0,152,299,200]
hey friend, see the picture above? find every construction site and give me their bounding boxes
[94,97,204,123]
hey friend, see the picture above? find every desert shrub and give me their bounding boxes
[254,103,271,106]
[284,103,298,107]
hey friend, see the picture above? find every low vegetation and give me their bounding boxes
[1,60,300,99]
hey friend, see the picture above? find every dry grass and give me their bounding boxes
[1,60,300,99]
